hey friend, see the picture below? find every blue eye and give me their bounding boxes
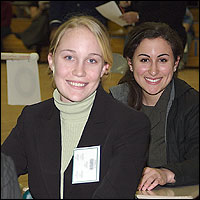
[88,59,97,64]
[65,56,73,60]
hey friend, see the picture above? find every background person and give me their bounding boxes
[1,153,22,199]
[110,22,199,191]
[1,15,150,199]
[179,7,195,69]
[1,1,12,51]
[14,1,50,51]
[118,1,187,49]
[48,1,108,41]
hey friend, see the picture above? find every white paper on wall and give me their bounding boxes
[6,59,41,105]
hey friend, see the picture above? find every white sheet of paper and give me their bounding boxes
[96,1,129,27]
[72,146,100,184]
[6,59,41,105]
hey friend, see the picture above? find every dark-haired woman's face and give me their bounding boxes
[128,38,180,105]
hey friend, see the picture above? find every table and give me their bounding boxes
[135,184,199,199]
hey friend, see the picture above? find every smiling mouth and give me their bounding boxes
[67,81,87,87]
[145,77,162,83]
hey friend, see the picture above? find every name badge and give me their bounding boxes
[72,145,100,184]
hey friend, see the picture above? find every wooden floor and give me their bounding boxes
[1,62,199,189]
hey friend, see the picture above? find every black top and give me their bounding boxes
[127,1,187,47]
[2,84,150,199]
[110,78,199,186]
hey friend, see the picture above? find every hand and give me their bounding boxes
[138,167,176,191]
[29,6,41,19]
[120,11,139,24]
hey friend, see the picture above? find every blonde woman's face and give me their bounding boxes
[129,38,180,103]
[48,26,109,103]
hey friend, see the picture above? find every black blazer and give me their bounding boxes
[2,85,150,199]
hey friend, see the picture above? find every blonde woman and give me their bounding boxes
[2,15,150,199]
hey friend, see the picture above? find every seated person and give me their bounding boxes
[1,15,150,199]
[49,1,108,41]
[110,22,199,191]
[118,1,187,49]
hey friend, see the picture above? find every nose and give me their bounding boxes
[72,61,86,77]
[148,61,158,76]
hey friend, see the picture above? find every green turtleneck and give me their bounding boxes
[53,89,96,199]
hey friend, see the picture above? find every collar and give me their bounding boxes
[53,89,96,120]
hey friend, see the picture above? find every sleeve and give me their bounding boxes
[162,92,199,186]
[1,107,29,176]
[109,84,129,105]
[1,153,22,199]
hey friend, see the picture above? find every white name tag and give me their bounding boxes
[72,145,100,184]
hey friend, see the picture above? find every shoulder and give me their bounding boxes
[21,98,56,119]
[110,98,151,139]
[101,87,150,129]
[174,78,199,103]
[173,78,199,116]
[110,82,129,93]
[109,83,129,104]
[98,84,148,120]
[23,98,54,111]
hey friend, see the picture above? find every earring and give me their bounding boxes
[52,65,55,74]
[129,63,134,72]
[174,67,177,72]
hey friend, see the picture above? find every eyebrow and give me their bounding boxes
[60,49,103,58]
[158,54,170,57]
[138,53,170,57]
[138,54,150,57]
[60,49,76,53]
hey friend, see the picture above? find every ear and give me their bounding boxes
[100,63,110,77]
[48,53,54,72]
[127,58,133,72]
[174,56,181,72]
